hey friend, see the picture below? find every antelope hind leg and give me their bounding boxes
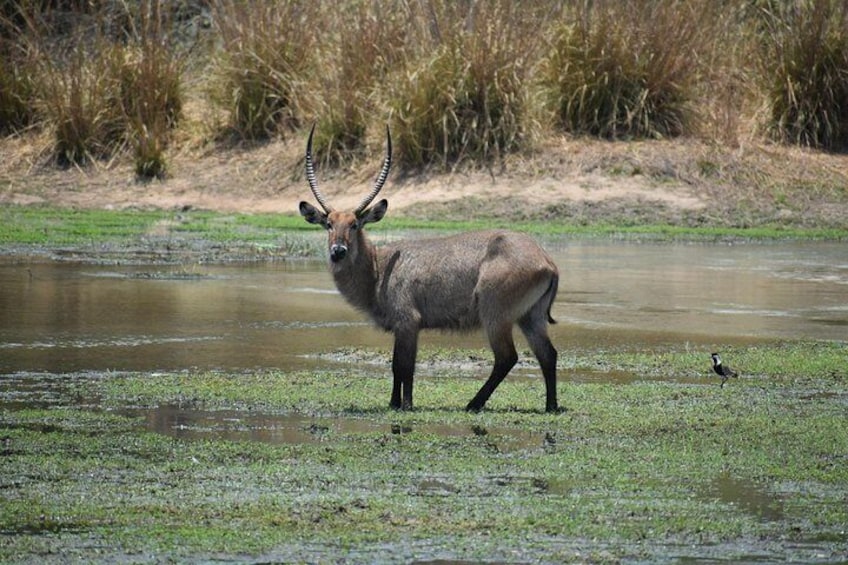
[466,323,518,412]
[519,315,559,412]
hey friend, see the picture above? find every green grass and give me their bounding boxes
[0,207,168,245]
[0,207,846,253]
[1,342,845,561]
[0,207,307,248]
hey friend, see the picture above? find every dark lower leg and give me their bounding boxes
[391,332,418,411]
[390,375,402,409]
[521,319,560,413]
[467,329,517,412]
[539,341,558,412]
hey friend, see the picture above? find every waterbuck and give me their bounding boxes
[299,125,560,412]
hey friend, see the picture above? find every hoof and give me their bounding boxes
[391,401,413,411]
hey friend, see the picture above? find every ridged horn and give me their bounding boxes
[305,123,333,214]
[354,125,392,215]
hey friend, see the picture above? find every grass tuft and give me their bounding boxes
[389,1,542,168]
[40,44,127,167]
[0,34,38,134]
[761,0,848,150]
[25,1,183,174]
[4,0,848,180]
[210,0,314,141]
[119,2,183,179]
[542,0,702,140]
[306,2,407,167]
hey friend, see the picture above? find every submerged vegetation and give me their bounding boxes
[1,342,846,562]
[2,0,848,178]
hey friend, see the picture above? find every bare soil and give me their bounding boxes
[2,132,847,229]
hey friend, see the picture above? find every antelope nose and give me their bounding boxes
[330,244,348,262]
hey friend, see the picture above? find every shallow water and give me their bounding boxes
[702,473,785,522]
[122,403,548,454]
[1,240,845,375]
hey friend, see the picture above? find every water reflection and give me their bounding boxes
[700,473,785,522]
[126,403,548,453]
[0,241,845,374]
[555,241,848,342]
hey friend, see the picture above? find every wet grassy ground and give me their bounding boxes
[2,343,846,563]
[1,208,847,562]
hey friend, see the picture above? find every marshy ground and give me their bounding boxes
[1,343,846,563]
[1,220,846,563]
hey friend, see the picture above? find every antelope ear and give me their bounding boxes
[359,199,388,226]
[299,201,328,227]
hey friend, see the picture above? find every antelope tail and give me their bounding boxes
[546,274,558,325]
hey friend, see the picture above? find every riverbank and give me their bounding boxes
[1,201,847,272]
[2,133,848,232]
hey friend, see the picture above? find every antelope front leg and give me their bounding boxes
[390,330,418,410]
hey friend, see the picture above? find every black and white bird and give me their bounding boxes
[711,352,738,387]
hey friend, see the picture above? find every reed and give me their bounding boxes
[120,2,183,179]
[388,1,544,168]
[308,1,408,166]
[210,0,315,141]
[760,0,848,150]
[4,0,848,176]
[542,0,702,140]
[0,21,38,134]
[23,1,183,174]
[40,43,127,166]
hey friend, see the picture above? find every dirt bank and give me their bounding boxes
[2,133,847,229]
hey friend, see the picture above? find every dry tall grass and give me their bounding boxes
[760,0,848,150]
[4,1,185,176]
[210,1,315,141]
[307,1,408,166]
[2,0,847,176]
[386,1,549,168]
[542,0,706,139]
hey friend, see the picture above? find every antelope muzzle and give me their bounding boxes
[330,243,348,262]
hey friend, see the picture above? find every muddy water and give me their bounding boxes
[1,240,846,374]
[125,403,549,454]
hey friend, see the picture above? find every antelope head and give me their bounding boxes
[299,124,392,265]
